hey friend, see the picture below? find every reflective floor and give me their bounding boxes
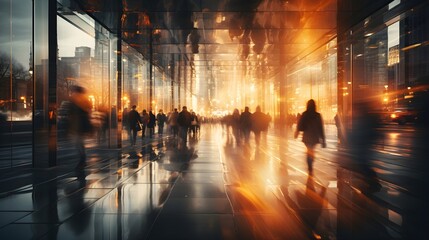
[0,124,428,239]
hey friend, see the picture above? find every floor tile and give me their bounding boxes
[161,198,232,214]
[148,213,236,240]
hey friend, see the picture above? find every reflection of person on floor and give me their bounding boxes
[67,86,93,168]
[294,99,326,175]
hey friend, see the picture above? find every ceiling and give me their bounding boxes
[70,0,337,83]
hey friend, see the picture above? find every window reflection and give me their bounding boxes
[0,0,33,168]
[57,9,116,159]
[287,39,338,124]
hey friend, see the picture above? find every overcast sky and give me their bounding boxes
[57,16,95,57]
[0,0,32,69]
[0,0,95,69]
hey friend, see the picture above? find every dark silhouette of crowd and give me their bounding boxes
[221,105,271,146]
[120,105,202,149]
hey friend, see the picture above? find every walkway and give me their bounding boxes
[0,124,427,239]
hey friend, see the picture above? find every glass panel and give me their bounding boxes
[121,42,144,144]
[109,35,119,148]
[286,38,338,124]
[33,0,52,167]
[0,0,33,168]
[57,9,116,164]
[348,1,429,127]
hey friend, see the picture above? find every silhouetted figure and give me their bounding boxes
[128,105,142,146]
[157,109,167,135]
[252,106,268,145]
[334,113,345,146]
[251,105,270,145]
[122,107,129,130]
[240,106,252,143]
[177,106,192,148]
[92,106,108,144]
[231,108,241,146]
[167,108,179,138]
[189,111,199,138]
[147,110,156,138]
[141,109,149,138]
[348,101,382,193]
[67,85,93,168]
[294,99,326,175]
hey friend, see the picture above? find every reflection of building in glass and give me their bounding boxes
[60,46,92,84]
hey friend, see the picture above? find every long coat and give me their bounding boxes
[297,110,325,146]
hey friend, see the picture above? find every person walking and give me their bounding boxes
[189,111,199,138]
[231,108,241,146]
[147,110,156,138]
[168,108,179,138]
[122,107,129,130]
[67,86,93,168]
[294,99,326,175]
[157,109,167,135]
[251,105,270,145]
[128,105,142,146]
[239,106,252,144]
[177,106,192,148]
[141,109,149,138]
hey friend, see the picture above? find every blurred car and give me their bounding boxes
[390,108,418,125]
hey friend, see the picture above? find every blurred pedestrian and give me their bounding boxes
[122,107,129,130]
[67,85,93,168]
[231,108,241,146]
[334,113,345,146]
[168,108,179,138]
[348,100,382,192]
[128,105,142,146]
[251,106,270,145]
[177,106,192,148]
[141,109,149,138]
[190,111,199,138]
[92,105,108,144]
[157,109,167,135]
[294,99,326,175]
[240,106,252,143]
[147,110,156,138]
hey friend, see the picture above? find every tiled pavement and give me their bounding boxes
[0,124,428,239]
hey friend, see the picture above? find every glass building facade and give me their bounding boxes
[0,0,428,169]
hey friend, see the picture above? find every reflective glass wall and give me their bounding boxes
[56,4,121,162]
[286,39,338,124]
[338,0,429,129]
[0,0,33,168]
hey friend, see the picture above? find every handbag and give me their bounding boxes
[136,121,142,131]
